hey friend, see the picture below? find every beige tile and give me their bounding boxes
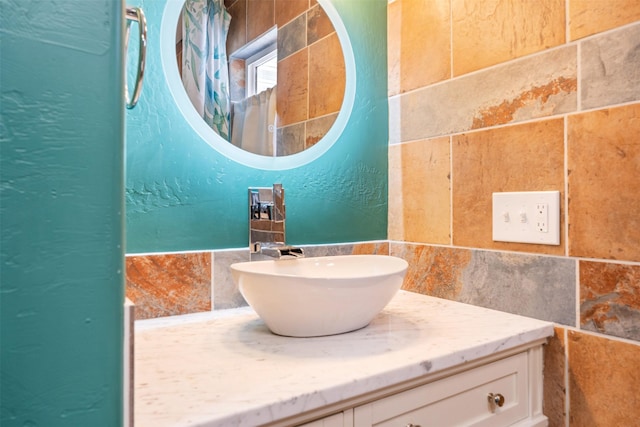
[567,104,640,261]
[398,0,451,93]
[580,261,640,341]
[569,0,640,40]
[452,0,565,76]
[568,331,640,426]
[277,48,308,126]
[352,241,390,255]
[452,119,565,255]
[389,242,471,300]
[308,33,345,119]
[544,327,567,427]
[388,137,451,244]
[275,0,308,27]
[247,0,274,41]
[227,0,247,54]
[388,145,404,239]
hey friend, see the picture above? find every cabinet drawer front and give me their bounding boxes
[355,352,529,427]
[298,411,345,427]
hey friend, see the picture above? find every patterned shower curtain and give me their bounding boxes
[182,0,231,141]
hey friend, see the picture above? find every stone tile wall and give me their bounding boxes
[388,1,639,425]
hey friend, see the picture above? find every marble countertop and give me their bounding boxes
[135,291,554,427]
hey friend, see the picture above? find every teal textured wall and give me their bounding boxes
[0,1,124,425]
[125,0,388,253]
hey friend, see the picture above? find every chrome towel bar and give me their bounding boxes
[125,6,147,109]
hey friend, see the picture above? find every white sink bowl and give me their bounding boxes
[230,255,408,337]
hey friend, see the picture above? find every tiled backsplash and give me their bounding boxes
[388,1,639,425]
[126,252,212,320]
[126,241,389,320]
[391,243,576,325]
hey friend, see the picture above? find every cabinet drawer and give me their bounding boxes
[298,412,345,427]
[354,352,529,427]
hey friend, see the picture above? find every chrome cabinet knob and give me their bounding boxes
[488,392,505,407]
[406,424,421,427]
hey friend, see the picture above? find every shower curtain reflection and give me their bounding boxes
[181,0,231,140]
[231,86,277,156]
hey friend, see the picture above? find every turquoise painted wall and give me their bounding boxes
[126,0,388,253]
[0,1,124,425]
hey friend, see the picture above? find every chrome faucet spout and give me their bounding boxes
[259,244,304,260]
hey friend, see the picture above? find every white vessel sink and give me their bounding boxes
[230,255,408,337]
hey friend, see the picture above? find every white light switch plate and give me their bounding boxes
[492,191,560,245]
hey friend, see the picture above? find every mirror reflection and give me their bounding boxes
[175,0,346,157]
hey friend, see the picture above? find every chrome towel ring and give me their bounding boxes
[125,6,147,109]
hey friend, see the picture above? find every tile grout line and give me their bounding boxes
[449,135,454,246]
[391,99,640,148]
[576,40,582,112]
[564,327,570,427]
[562,324,640,347]
[575,260,580,333]
[449,0,454,81]
[210,251,215,313]
[564,115,570,258]
[565,0,571,47]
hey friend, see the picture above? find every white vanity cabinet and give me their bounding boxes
[135,291,554,427]
[296,344,547,427]
[298,411,351,427]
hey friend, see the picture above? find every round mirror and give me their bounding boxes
[161,0,355,170]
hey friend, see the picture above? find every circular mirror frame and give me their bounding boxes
[160,0,356,170]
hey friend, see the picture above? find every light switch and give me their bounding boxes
[492,191,560,245]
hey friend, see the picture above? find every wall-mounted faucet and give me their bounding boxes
[249,184,304,260]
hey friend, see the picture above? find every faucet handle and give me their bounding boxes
[249,184,290,256]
